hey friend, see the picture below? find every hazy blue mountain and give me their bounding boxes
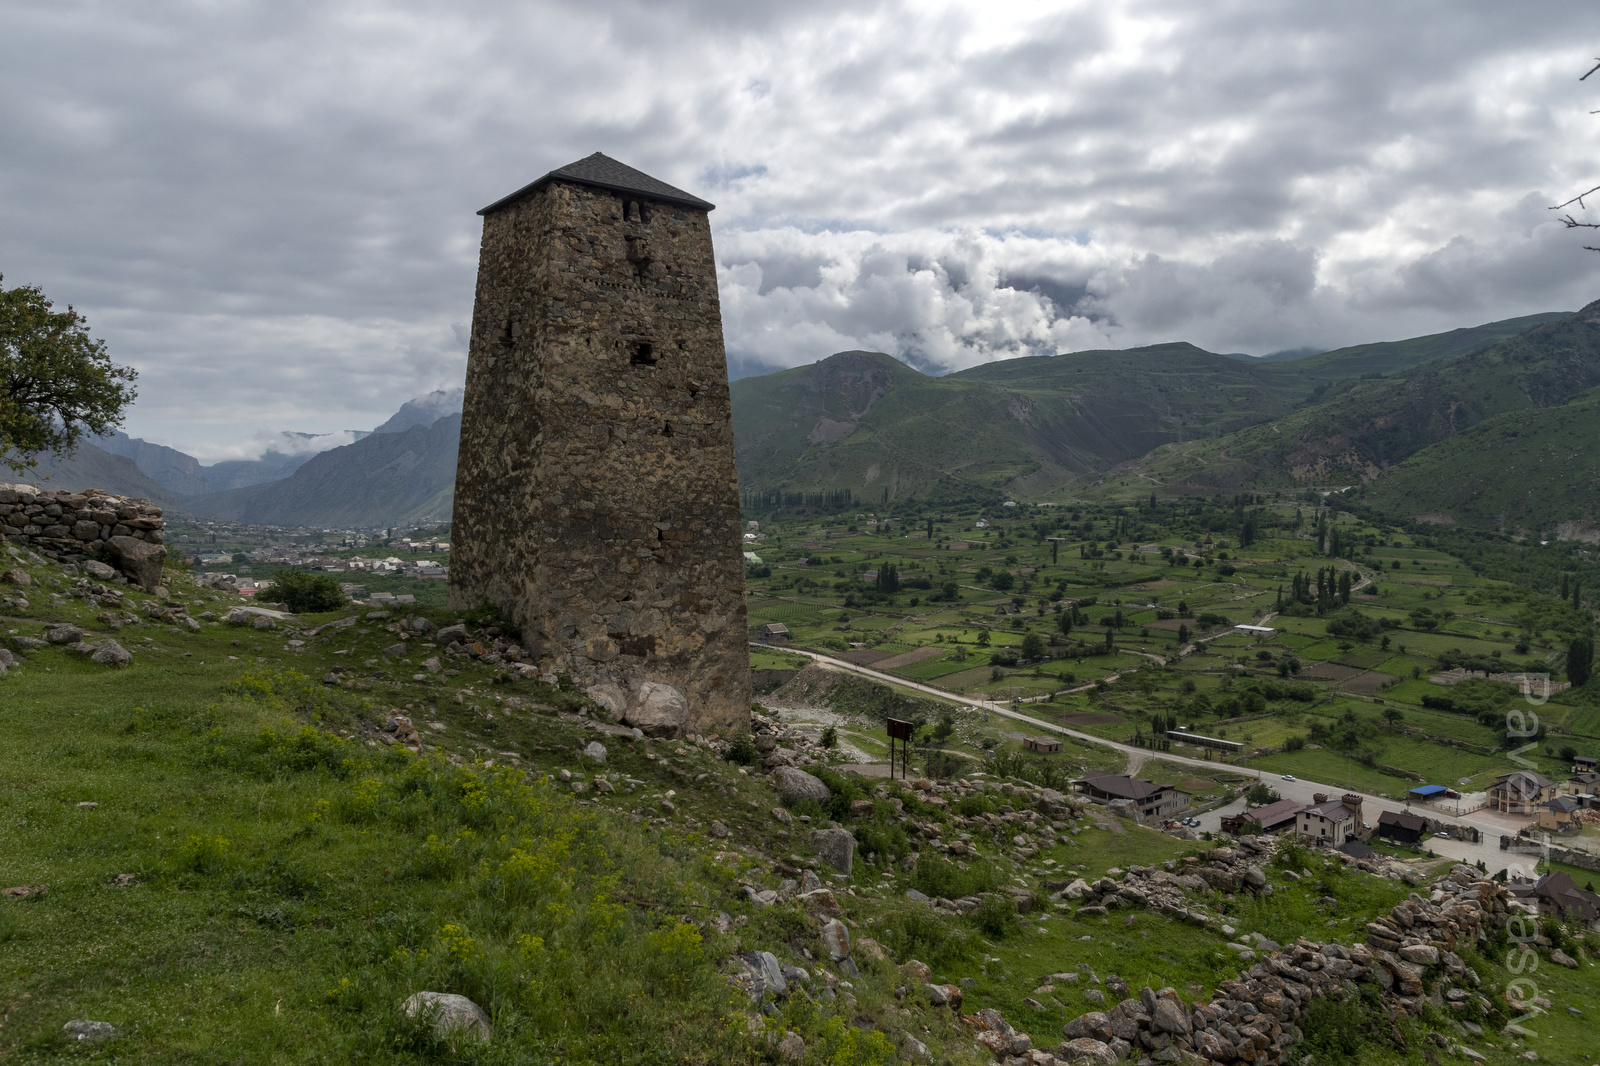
[373,388,464,434]
[183,415,461,528]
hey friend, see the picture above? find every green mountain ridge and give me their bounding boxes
[730,311,1570,503]
[1361,384,1600,534]
[1126,302,1600,498]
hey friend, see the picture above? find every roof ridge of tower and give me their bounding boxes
[478,152,715,216]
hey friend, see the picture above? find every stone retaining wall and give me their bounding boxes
[0,484,167,589]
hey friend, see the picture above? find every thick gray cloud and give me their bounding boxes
[2,0,1599,458]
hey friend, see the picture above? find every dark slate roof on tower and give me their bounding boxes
[478,152,715,216]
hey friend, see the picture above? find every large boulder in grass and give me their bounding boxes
[103,536,165,591]
[400,992,492,1044]
[622,681,690,738]
[772,767,830,804]
[811,828,855,875]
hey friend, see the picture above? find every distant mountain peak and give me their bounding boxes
[374,388,465,435]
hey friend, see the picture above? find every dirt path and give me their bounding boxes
[766,642,1531,874]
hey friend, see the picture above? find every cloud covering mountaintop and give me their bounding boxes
[3,0,1599,456]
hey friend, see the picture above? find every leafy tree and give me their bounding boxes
[1325,609,1380,641]
[1408,606,1439,631]
[819,725,838,750]
[1019,632,1045,659]
[1569,635,1593,687]
[260,569,345,613]
[1,277,137,473]
[991,571,1015,592]
[976,629,991,647]
[1245,783,1280,805]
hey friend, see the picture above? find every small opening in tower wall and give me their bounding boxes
[630,341,657,366]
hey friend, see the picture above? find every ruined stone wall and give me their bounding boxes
[0,484,167,589]
[450,180,751,736]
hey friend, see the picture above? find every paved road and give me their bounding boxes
[767,643,1536,875]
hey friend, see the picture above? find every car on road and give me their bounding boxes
[1281,774,1296,781]
[1435,832,1450,840]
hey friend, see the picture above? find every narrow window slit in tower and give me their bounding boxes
[630,342,657,366]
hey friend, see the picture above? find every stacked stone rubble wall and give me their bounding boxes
[0,484,167,589]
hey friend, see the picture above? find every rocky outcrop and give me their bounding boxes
[0,485,165,588]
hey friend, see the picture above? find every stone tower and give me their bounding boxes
[449,153,751,738]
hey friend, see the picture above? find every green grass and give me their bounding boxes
[0,665,753,1061]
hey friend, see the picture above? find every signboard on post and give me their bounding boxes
[885,718,914,780]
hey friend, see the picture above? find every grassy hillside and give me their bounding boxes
[1362,384,1600,532]
[1274,311,1569,383]
[7,501,1600,1062]
[1125,302,1600,496]
[730,313,1568,504]
[732,346,1306,501]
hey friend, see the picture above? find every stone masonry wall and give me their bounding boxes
[0,484,167,590]
[449,177,751,737]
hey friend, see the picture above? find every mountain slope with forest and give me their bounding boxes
[729,312,1569,502]
[1360,384,1600,534]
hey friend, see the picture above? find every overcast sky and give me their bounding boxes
[4,0,1600,461]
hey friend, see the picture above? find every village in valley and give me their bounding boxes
[735,491,1600,895]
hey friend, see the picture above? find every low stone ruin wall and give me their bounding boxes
[0,484,167,589]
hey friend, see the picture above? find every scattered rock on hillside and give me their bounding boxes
[624,681,690,738]
[400,992,492,1044]
[810,828,855,874]
[585,680,627,717]
[92,641,131,667]
[772,767,829,803]
[2,884,47,899]
[44,624,83,644]
[583,740,607,762]
[61,1020,121,1044]
[82,560,117,581]
[2,568,31,585]
[820,917,850,960]
[435,623,467,644]
[737,951,788,998]
[104,535,165,591]
[67,640,132,667]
